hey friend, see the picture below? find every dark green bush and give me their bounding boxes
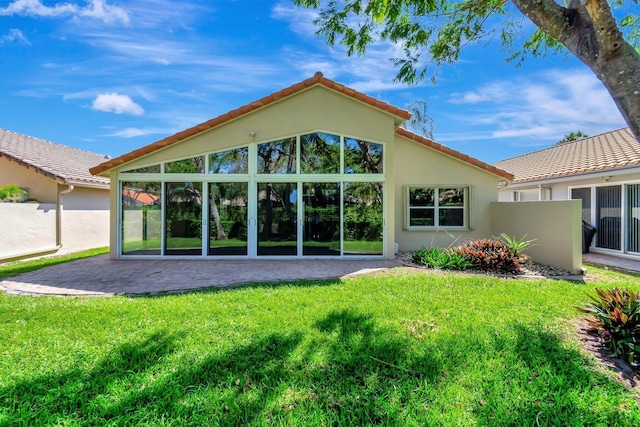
[576,288,640,367]
[454,239,522,274]
[411,247,471,270]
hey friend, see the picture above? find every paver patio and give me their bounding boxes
[0,255,403,296]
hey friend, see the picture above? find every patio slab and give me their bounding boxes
[583,252,640,273]
[0,255,403,296]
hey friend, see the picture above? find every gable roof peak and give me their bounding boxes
[91,72,411,175]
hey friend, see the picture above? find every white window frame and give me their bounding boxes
[405,186,469,230]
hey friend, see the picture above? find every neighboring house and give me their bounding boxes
[91,72,524,261]
[0,129,111,261]
[495,128,640,258]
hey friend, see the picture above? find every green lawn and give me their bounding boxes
[0,258,639,425]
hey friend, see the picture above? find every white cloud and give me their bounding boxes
[0,28,30,45]
[92,93,144,115]
[439,69,626,146]
[0,0,129,25]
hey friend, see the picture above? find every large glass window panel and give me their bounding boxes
[301,132,340,174]
[165,156,205,173]
[122,165,161,173]
[209,183,248,256]
[121,182,162,255]
[627,184,640,253]
[409,187,435,207]
[209,147,248,174]
[596,185,621,250]
[343,182,383,256]
[438,188,464,227]
[257,138,297,174]
[303,183,340,256]
[257,182,297,255]
[165,182,203,255]
[344,138,383,174]
[409,209,434,227]
[571,188,592,224]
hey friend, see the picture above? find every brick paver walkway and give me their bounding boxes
[1,255,403,296]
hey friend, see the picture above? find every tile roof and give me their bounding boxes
[91,72,412,175]
[0,129,110,188]
[395,127,514,180]
[494,128,640,184]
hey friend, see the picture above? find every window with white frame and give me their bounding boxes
[406,186,468,229]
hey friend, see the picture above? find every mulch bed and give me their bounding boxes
[575,319,640,394]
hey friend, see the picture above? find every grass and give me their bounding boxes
[0,258,639,425]
[0,247,108,281]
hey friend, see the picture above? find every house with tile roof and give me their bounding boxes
[0,129,111,261]
[92,72,567,266]
[495,128,640,258]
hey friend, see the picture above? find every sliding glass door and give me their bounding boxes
[627,184,640,254]
[596,185,621,250]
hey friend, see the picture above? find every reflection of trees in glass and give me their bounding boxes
[343,182,383,245]
[209,183,248,243]
[303,183,340,253]
[122,165,161,173]
[165,182,203,252]
[344,138,383,174]
[258,182,297,241]
[121,181,162,254]
[164,156,204,173]
[301,132,340,174]
[209,148,248,174]
[257,138,296,174]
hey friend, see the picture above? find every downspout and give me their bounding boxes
[57,184,75,247]
[538,184,552,201]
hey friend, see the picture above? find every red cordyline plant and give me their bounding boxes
[576,287,640,367]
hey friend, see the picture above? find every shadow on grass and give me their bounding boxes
[131,278,347,298]
[2,313,638,425]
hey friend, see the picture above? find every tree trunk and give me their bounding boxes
[510,0,640,140]
[209,192,227,240]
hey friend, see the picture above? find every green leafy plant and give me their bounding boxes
[411,247,471,270]
[500,233,536,257]
[0,184,27,202]
[455,239,522,274]
[576,288,640,367]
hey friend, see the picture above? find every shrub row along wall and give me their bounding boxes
[490,201,582,274]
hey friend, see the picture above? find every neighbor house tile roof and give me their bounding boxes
[396,127,513,180]
[494,128,640,184]
[0,129,110,188]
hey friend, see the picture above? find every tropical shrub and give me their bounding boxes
[0,184,27,202]
[576,288,640,367]
[411,247,471,270]
[500,233,536,257]
[454,239,522,274]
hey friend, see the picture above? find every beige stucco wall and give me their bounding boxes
[393,135,503,251]
[0,203,57,258]
[0,158,58,203]
[490,201,582,273]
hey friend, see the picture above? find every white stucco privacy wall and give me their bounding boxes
[490,201,582,273]
[0,203,58,258]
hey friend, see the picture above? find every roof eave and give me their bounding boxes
[395,127,514,181]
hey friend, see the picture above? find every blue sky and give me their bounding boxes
[0,0,629,165]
